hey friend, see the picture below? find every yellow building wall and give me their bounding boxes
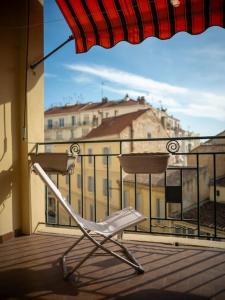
[0,0,44,240]
[188,145,225,180]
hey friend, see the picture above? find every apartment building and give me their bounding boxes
[45,96,149,141]
[47,108,169,224]
[45,96,200,164]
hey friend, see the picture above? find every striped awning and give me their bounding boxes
[56,0,225,53]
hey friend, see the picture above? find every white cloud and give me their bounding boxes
[66,64,187,95]
[65,63,225,122]
[192,45,225,60]
[44,72,57,78]
[72,75,94,84]
[103,85,179,107]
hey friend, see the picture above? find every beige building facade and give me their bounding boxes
[0,1,44,241]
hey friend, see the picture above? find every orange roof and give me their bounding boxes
[84,109,150,139]
[45,103,86,115]
[45,99,144,115]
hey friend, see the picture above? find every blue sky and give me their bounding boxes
[44,1,225,136]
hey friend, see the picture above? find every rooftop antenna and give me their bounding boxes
[101,81,105,99]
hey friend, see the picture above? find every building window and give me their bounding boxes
[188,143,192,152]
[77,174,81,189]
[103,147,111,165]
[72,116,76,126]
[88,176,94,192]
[88,148,93,164]
[216,190,220,197]
[156,198,161,218]
[188,228,194,235]
[136,193,142,211]
[59,118,64,128]
[123,191,129,207]
[147,132,151,139]
[47,119,53,129]
[90,204,94,221]
[48,197,56,223]
[48,197,56,211]
[175,227,182,234]
[78,199,82,215]
[70,129,74,140]
[93,116,98,126]
[103,178,112,198]
[83,115,89,125]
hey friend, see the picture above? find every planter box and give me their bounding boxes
[118,153,170,174]
[29,153,75,175]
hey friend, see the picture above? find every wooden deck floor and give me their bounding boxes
[1,233,225,300]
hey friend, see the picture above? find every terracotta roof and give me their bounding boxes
[84,109,150,139]
[123,174,164,187]
[45,104,87,115]
[180,201,225,230]
[45,99,144,115]
[209,176,225,187]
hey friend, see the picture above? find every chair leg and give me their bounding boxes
[108,236,144,274]
[63,233,144,280]
[61,234,85,278]
[63,236,109,280]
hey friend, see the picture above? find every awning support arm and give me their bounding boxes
[30,35,74,70]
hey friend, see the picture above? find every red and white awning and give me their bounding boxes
[56,0,225,53]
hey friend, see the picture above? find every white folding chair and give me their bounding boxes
[32,163,146,279]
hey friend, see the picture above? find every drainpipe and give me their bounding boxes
[130,124,134,152]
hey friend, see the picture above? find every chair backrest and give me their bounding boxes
[32,163,85,228]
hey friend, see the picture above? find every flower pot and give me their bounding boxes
[118,153,170,174]
[29,153,75,175]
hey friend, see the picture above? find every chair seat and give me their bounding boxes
[78,207,146,237]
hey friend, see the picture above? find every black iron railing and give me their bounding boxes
[35,135,225,240]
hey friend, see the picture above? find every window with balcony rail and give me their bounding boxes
[47,119,53,129]
[83,115,89,125]
[103,178,112,198]
[88,176,94,192]
[59,118,64,128]
[71,116,76,126]
[103,147,111,165]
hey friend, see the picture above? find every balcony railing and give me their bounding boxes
[35,135,225,240]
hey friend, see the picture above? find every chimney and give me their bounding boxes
[102,97,108,103]
[123,94,130,101]
[138,96,145,104]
